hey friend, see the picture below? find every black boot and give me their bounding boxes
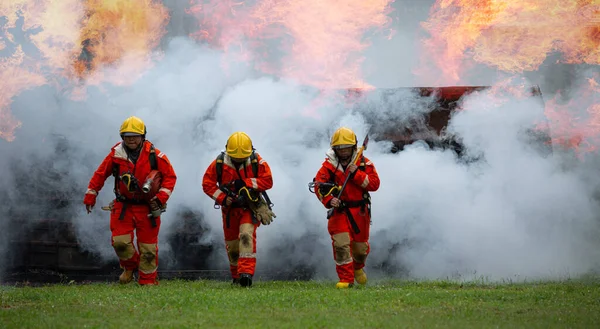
[232,278,240,285]
[239,273,253,287]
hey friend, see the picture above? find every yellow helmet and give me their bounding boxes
[226,131,253,158]
[330,127,357,149]
[119,116,146,137]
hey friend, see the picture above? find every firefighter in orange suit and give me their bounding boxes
[312,127,380,288]
[202,131,273,287]
[83,116,177,285]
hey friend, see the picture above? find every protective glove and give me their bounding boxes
[253,202,276,225]
[223,196,234,207]
[149,196,162,211]
[83,193,97,214]
[233,179,246,190]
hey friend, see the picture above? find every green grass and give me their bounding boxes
[1,278,600,328]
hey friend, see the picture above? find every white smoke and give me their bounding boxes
[1,0,599,283]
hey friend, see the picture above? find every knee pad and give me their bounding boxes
[332,233,352,265]
[351,241,369,264]
[239,223,255,255]
[226,240,240,265]
[138,243,157,274]
[112,234,135,260]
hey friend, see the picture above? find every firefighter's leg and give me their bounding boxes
[133,205,161,285]
[110,202,139,283]
[350,208,371,285]
[238,210,258,287]
[328,215,354,286]
[223,210,241,281]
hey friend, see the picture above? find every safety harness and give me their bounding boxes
[324,156,371,234]
[111,143,157,221]
[215,151,274,228]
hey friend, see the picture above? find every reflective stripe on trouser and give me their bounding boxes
[110,202,161,285]
[327,207,370,283]
[223,208,259,278]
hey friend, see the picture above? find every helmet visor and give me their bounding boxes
[121,132,142,137]
[333,144,354,150]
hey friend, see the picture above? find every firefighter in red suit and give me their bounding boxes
[202,131,273,287]
[313,127,380,288]
[83,116,177,285]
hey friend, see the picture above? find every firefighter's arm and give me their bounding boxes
[86,153,114,196]
[84,152,114,207]
[245,157,273,192]
[202,160,227,205]
[155,152,177,205]
[314,165,335,208]
[351,158,380,192]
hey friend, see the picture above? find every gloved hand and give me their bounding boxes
[233,179,246,190]
[149,196,162,211]
[223,196,234,207]
[347,163,358,174]
[83,193,96,214]
[330,197,342,208]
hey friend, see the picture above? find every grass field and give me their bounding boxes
[1,278,599,328]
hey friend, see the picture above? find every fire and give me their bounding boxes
[0,1,52,142]
[419,1,600,156]
[542,74,600,156]
[0,47,46,142]
[0,0,169,141]
[419,0,600,84]
[0,1,82,72]
[188,0,395,89]
[71,0,170,85]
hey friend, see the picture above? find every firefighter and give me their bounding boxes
[312,127,380,288]
[202,131,274,287]
[83,116,177,285]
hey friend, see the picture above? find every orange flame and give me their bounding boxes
[0,0,169,141]
[188,0,394,89]
[419,0,600,84]
[71,0,169,85]
[0,47,46,142]
[1,1,52,141]
[542,74,600,156]
[1,1,83,72]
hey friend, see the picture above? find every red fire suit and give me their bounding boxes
[83,140,177,285]
[313,149,380,283]
[202,152,273,280]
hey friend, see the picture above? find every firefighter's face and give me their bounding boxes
[334,145,354,161]
[123,135,143,150]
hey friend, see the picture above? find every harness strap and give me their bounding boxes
[112,143,157,220]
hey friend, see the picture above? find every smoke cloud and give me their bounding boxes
[1,0,599,283]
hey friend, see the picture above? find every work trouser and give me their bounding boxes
[110,201,160,285]
[222,206,260,279]
[327,204,371,283]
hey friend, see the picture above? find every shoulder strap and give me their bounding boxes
[329,168,336,183]
[250,151,259,177]
[149,144,157,170]
[216,152,225,185]
[251,151,273,209]
[359,156,366,171]
[112,162,120,198]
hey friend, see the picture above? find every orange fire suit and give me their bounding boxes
[313,149,380,283]
[202,152,273,280]
[83,140,177,285]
